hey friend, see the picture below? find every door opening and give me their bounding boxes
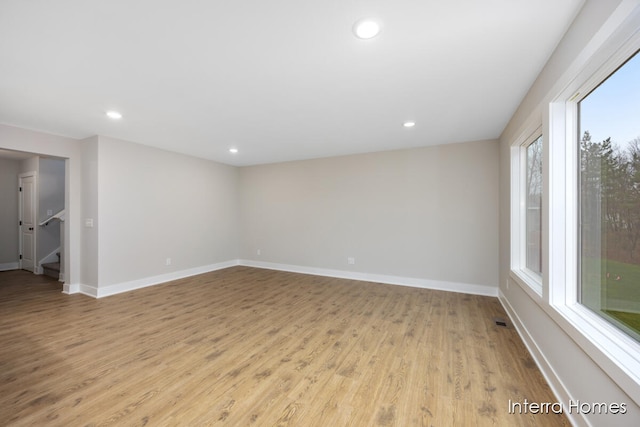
[18,172,37,273]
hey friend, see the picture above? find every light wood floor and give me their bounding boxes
[0,267,568,426]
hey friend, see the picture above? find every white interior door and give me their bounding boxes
[19,173,36,272]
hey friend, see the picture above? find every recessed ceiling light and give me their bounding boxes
[106,110,122,119]
[229,148,238,154]
[403,121,416,128]
[353,19,381,39]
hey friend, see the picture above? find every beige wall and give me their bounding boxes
[0,125,240,293]
[2,124,498,294]
[239,140,499,291]
[81,136,99,287]
[97,136,239,288]
[0,157,20,266]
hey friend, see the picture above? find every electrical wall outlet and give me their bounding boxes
[257,249,261,256]
[166,258,172,266]
[347,257,355,265]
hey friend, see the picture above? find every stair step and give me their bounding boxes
[42,262,61,272]
[42,262,61,280]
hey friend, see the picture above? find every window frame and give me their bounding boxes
[511,125,544,299]
[548,17,640,405]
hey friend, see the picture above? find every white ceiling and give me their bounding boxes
[0,0,583,166]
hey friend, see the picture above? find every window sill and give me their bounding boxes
[510,269,543,301]
[551,301,640,407]
[508,264,640,407]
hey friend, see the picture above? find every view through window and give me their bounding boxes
[526,136,543,275]
[578,50,640,341]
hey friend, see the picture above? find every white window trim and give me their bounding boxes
[548,10,640,405]
[510,124,544,300]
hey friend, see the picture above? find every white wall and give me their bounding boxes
[0,157,20,268]
[499,0,639,425]
[239,140,499,294]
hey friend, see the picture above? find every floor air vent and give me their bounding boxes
[493,317,508,327]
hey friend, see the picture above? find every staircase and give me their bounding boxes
[42,252,61,280]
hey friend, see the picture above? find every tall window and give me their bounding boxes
[578,50,640,342]
[511,128,543,296]
[526,136,543,275]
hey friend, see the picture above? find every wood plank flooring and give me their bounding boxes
[0,267,568,426]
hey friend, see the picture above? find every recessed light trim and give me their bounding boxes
[229,148,238,154]
[353,19,381,39]
[106,110,122,120]
[403,121,416,128]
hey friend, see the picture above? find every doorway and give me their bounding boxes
[1,149,68,286]
[18,172,37,272]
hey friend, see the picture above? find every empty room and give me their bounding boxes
[1,0,639,426]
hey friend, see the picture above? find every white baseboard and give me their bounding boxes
[74,284,99,298]
[0,262,19,271]
[239,259,498,297]
[499,291,585,427]
[67,260,240,299]
[62,283,80,295]
[63,259,497,299]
